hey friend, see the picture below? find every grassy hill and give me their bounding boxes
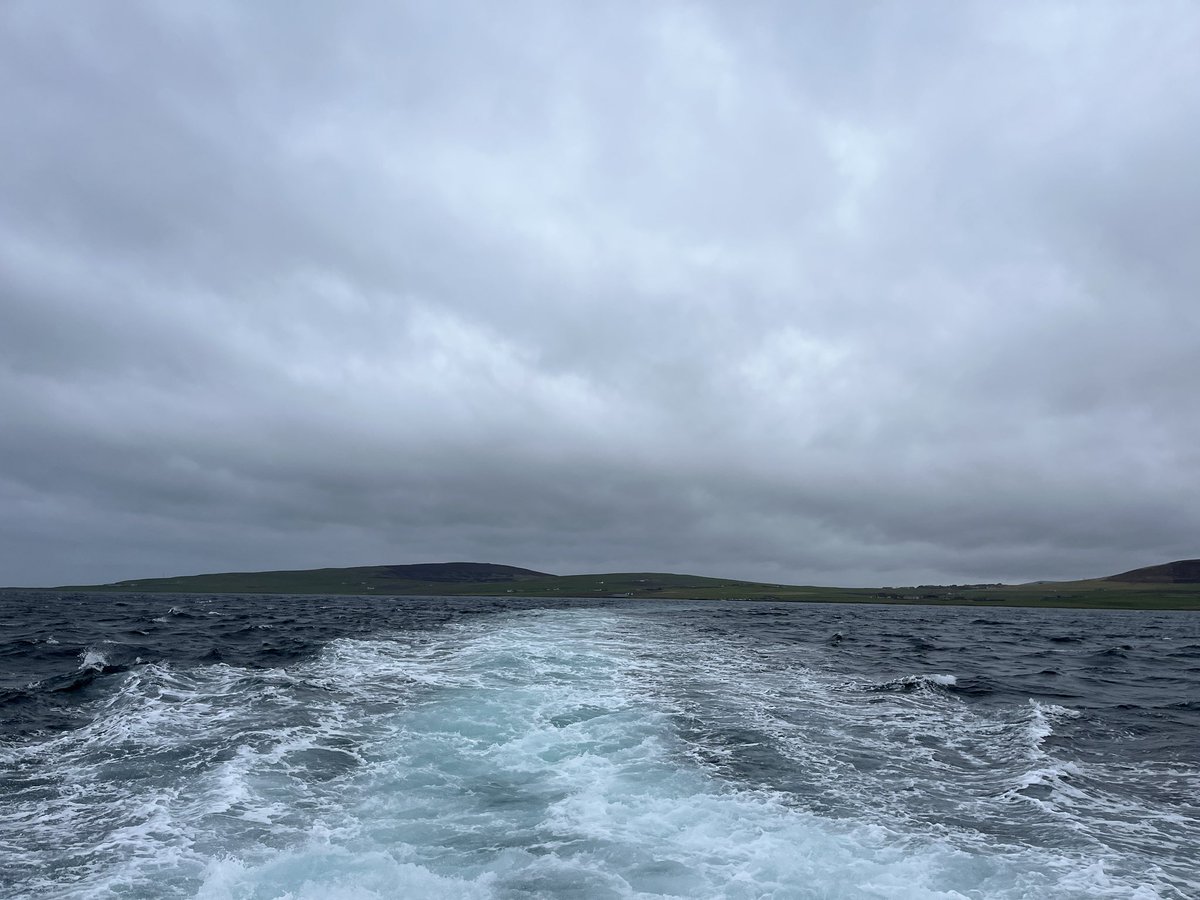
[57,564,784,599]
[42,559,1200,609]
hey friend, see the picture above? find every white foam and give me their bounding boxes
[79,647,109,670]
[196,849,492,900]
[1025,699,1080,758]
[894,672,959,689]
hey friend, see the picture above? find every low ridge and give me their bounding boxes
[29,559,1200,609]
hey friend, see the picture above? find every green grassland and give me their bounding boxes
[48,566,1200,610]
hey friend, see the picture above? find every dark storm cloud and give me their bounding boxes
[2,0,1198,586]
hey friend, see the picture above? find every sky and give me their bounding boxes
[2,1,1199,588]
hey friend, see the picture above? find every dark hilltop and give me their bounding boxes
[1105,559,1200,584]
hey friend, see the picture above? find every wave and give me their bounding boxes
[1006,760,1086,802]
[79,647,109,671]
[862,673,959,693]
[1024,700,1080,756]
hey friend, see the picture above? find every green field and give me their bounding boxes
[45,564,1200,610]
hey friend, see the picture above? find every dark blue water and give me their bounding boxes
[2,591,1197,898]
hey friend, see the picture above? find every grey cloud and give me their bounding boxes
[2,0,1198,587]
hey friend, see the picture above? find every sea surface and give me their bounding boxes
[1,592,1197,899]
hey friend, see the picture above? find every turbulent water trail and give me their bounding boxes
[1,599,1197,899]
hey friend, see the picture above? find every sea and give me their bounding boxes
[1,592,1197,900]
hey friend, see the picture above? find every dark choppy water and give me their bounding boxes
[1,592,1197,899]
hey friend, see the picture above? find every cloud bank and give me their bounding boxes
[2,1,1198,586]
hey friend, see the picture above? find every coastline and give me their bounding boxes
[8,585,1199,611]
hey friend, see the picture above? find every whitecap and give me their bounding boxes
[79,647,108,671]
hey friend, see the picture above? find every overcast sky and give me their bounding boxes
[2,1,1198,588]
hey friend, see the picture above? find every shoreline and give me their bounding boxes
[7,586,1198,611]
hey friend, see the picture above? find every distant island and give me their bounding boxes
[30,559,1200,610]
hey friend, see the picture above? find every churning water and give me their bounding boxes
[1,592,1197,899]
